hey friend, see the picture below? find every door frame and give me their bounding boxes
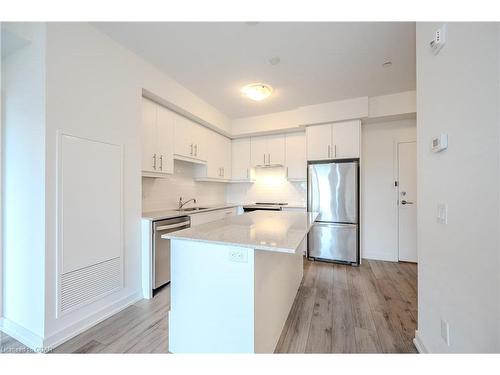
[394,140,417,262]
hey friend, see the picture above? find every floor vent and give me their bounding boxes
[60,257,122,313]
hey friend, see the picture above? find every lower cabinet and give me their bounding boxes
[190,207,238,227]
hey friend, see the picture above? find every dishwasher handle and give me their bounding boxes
[155,221,189,231]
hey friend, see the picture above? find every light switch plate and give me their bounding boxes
[437,203,448,224]
[441,319,450,346]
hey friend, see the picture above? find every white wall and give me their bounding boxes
[142,160,227,212]
[416,23,500,352]
[361,119,416,261]
[226,167,306,206]
[0,22,236,350]
[1,23,46,343]
[231,91,416,137]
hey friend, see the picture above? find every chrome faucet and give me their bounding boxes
[178,197,197,210]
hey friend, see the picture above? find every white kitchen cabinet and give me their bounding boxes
[306,120,361,160]
[222,136,232,180]
[306,123,331,161]
[285,132,307,181]
[156,105,174,174]
[195,131,232,181]
[331,120,361,159]
[173,113,207,163]
[231,138,253,181]
[189,207,238,227]
[141,97,174,176]
[250,134,285,167]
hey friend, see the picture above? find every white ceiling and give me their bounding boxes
[93,22,416,119]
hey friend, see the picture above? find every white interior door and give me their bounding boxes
[397,141,417,262]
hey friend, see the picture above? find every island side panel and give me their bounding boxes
[254,249,304,353]
[169,239,255,353]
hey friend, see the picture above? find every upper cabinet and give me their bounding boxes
[173,113,208,163]
[142,97,174,176]
[195,131,231,181]
[250,134,285,167]
[231,138,253,182]
[285,132,307,181]
[306,120,361,161]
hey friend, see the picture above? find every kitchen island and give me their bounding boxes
[162,210,318,353]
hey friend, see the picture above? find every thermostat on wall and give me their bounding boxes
[431,134,448,152]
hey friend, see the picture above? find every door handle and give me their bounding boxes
[155,222,189,231]
[401,200,414,205]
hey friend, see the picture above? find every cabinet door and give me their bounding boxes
[250,136,268,167]
[173,114,196,159]
[332,120,361,159]
[285,132,307,180]
[193,123,208,161]
[156,105,174,174]
[205,131,223,179]
[189,211,221,227]
[306,124,332,161]
[267,134,285,166]
[141,97,158,173]
[221,136,232,179]
[231,138,251,180]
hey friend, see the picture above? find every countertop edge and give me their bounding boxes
[163,211,318,253]
[142,204,241,221]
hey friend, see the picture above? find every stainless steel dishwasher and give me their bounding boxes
[153,216,190,289]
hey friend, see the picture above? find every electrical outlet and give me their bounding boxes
[441,319,450,346]
[228,248,248,263]
[437,203,448,224]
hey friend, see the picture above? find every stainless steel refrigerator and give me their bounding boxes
[307,160,359,265]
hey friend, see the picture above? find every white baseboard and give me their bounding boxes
[413,330,428,353]
[43,291,143,350]
[362,252,398,262]
[0,317,44,352]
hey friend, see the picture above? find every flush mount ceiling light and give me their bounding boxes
[241,83,273,101]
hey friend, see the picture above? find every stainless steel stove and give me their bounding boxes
[242,202,288,212]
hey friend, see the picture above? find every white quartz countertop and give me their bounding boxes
[142,204,240,221]
[162,211,319,254]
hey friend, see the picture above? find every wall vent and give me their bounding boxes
[60,257,122,313]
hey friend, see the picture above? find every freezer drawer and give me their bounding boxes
[308,223,358,264]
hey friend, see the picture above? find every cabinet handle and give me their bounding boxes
[268,153,271,165]
[159,155,163,170]
[328,145,331,158]
[153,154,157,170]
[190,144,193,156]
[219,168,222,177]
[334,144,337,158]
[194,144,198,157]
[246,168,249,179]
[286,167,289,178]
[263,153,266,165]
[222,167,225,177]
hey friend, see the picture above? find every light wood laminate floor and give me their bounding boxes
[0,259,417,354]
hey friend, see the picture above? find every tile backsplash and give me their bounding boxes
[226,167,307,205]
[142,160,227,212]
[142,162,306,212]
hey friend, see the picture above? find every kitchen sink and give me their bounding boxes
[178,207,208,212]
